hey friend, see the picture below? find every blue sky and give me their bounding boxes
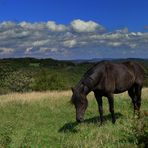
[0,0,148,59]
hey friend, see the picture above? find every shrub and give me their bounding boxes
[32,69,67,91]
[5,69,34,92]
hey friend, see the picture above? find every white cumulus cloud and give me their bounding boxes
[63,39,77,48]
[19,21,45,30]
[0,20,148,59]
[0,47,14,54]
[39,47,58,52]
[70,19,105,33]
[33,40,50,47]
[47,21,67,32]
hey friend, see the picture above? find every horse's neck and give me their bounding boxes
[75,80,91,96]
[75,80,83,92]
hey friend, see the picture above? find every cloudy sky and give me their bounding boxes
[0,0,148,59]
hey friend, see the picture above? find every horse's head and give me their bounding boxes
[71,87,88,123]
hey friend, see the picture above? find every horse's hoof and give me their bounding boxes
[112,119,116,124]
[100,120,105,125]
[76,118,84,123]
[134,114,140,119]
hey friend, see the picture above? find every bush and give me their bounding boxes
[4,70,34,92]
[0,58,147,93]
[0,87,11,95]
[0,64,16,87]
[135,118,148,147]
[32,69,68,91]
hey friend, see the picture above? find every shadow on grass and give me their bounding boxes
[58,112,123,133]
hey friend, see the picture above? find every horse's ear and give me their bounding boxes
[71,87,74,93]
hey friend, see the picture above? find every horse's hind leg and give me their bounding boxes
[135,84,142,113]
[128,85,142,116]
[128,86,137,113]
[107,93,116,124]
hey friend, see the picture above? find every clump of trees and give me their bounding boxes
[0,58,147,94]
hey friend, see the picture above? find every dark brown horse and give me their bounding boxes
[71,61,144,124]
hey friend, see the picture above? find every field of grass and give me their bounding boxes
[0,88,147,147]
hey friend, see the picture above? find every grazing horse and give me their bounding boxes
[71,61,144,124]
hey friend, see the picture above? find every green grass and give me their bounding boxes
[0,89,147,147]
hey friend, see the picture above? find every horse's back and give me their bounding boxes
[122,61,145,86]
[87,61,144,93]
[80,60,144,94]
[103,62,136,93]
[84,61,131,92]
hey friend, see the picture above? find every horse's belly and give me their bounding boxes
[114,88,128,94]
[114,71,135,94]
[114,82,133,94]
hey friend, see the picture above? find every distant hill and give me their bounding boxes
[0,57,147,94]
[70,58,148,64]
[1,57,148,65]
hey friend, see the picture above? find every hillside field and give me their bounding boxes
[0,58,148,94]
[0,88,147,147]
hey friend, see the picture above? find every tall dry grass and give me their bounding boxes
[0,88,147,104]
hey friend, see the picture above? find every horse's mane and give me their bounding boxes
[83,60,108,77]
[74,60,109,91]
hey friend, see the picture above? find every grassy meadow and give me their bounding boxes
[0,88,147,147]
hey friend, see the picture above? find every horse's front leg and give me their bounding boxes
[107,93,116,124]
[94,92,104,124]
